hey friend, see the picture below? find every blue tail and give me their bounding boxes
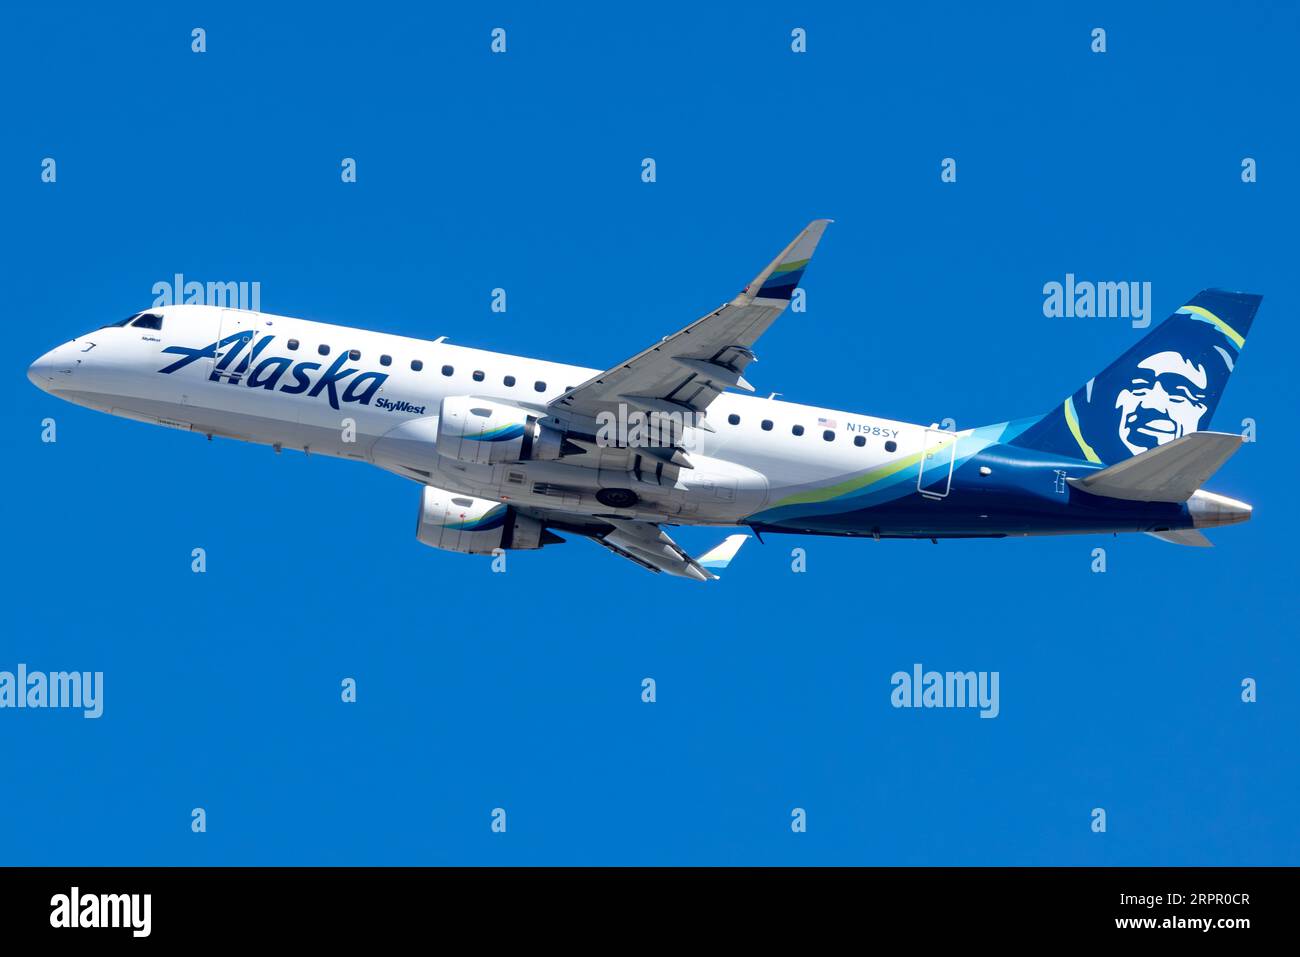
[1011,289,1261,464]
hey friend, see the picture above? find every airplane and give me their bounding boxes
[27,221,1259,581]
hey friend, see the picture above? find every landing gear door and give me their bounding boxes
[210,309,257,383]
[918,427,957,500]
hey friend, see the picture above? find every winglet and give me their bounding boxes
[696,533,750,577]
[738,220,833,305]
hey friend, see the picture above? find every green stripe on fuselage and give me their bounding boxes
[769,440,950,509]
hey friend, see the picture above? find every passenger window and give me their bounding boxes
[504,375,516,387]
[823,430,835,441]
[318,344,331,356]
[534,381,546,392]
[442,365,454,376]
[131,313,164,330]
[761,420,773,431]
[853,435,866,447]
[885,440,897,453]
[411,359,424,371]
[380,354,392,366]
[288,339,300,351]
[473,370,485,382]
[348,349,361,361]
[792,425,805,436]
[727,414,740,426]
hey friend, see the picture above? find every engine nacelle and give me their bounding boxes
[415,485,548,554]
[436,396,564,465]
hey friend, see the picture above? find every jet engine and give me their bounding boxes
[415,485,560,554]
[435,396,565,465]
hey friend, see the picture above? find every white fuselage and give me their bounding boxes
[29,304,936,527]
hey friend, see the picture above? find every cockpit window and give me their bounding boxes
[100,314,139,329]
[131,313,164,330]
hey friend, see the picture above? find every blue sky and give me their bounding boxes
[2,1,1296,864]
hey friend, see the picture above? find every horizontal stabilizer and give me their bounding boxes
[1067,432,1244,503]
[1146,528,1213,547]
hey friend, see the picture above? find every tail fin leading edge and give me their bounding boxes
[1012,289,1262,465]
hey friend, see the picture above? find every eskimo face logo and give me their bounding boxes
[1113,350,1209,454]
[157,332,388,411]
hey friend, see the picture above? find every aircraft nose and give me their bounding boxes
[27,343,77,392]
[27,350,57,390]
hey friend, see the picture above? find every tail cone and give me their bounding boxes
[1189,489,1252,528]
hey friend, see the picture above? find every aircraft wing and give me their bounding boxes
[587,520,749,580]
[547,220,832,433]
[523,508,749,580]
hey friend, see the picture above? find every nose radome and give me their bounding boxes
[27,350,57,390]
[27,343,77,392]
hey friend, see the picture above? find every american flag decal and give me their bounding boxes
[818,417,837,428]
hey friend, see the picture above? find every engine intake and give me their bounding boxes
[416,485,555,554]
[436,396,564,465]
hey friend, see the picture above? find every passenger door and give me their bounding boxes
[210,309,258,383]
[917,427,957,499]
